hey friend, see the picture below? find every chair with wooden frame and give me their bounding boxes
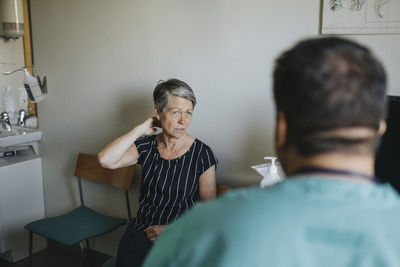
[24,153,135,267]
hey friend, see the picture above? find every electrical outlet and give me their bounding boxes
[18,87,28,110]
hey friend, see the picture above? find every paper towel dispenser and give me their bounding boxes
[0,0,24,39]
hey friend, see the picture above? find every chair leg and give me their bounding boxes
[79,242,85,267]
[86,239,90,251]
[85,239,93,265]
[28,231,33,267]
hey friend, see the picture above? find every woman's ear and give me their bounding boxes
[154,106,161,121]
[378,120,387,137]
[276,111,287,149]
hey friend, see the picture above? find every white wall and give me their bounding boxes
[29,0,400,254]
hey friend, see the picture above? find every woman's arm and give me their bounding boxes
[98,117,157,169]
[199,165,217,201]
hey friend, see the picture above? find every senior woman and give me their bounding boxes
[98,79,218,267]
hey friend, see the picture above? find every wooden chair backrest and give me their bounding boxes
[74,153,135,191]
[217,184,232,197]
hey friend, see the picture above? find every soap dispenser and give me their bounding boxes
[23,68,43,103]
[260,157,281,188]
[252,156,282,188]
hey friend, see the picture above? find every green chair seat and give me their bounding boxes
[25,206,126,246]
[102,256,117,267]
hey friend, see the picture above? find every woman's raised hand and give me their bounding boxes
[138,117,161,136]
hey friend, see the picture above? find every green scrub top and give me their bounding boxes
[143,177,400,267]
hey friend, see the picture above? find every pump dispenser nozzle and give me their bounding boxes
[264,157,277,174]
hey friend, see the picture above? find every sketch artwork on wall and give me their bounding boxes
[321,0,400,34]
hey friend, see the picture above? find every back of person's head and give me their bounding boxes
[273,37,386,156]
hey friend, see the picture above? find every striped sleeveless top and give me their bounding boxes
[128,135,218,230]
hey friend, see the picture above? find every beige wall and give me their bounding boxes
[29,0,400,254]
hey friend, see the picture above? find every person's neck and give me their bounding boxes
[157,133,189,152]
[285,152,375,178]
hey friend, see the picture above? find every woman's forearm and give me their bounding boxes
[98,125,144,169]
[98,117,157,169]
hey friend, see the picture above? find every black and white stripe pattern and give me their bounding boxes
[128,135,218,230]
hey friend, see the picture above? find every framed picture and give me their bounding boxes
[321,0,400,34]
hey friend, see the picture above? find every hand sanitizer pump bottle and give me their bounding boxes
[260,157,281,188]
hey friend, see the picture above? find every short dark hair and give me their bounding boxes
[273,37,386,156]
[153,79,196,112]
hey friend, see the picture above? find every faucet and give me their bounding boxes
[17,109,34,127]
[0,111,12,131]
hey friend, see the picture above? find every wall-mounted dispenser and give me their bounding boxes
[0,0,24,39]
[3,66,47,103]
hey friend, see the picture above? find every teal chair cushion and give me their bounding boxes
[25,206,126,246]
[102,256,117,267]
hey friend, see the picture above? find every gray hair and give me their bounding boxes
[153,79,197,112]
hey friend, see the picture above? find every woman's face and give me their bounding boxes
[155,96,194,139]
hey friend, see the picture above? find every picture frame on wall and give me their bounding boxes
[320,0,400,34]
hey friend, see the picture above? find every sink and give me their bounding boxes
[0,126,42,148]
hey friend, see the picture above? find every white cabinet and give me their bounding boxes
[0,154,47,262]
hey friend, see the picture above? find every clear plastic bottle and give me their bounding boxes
[2,86,16,122]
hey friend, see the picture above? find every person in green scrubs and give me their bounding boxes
[143,37,400,267]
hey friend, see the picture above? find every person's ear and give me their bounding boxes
[378,120,387,137]
[276,111,287,149]
[154,106,161,121]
